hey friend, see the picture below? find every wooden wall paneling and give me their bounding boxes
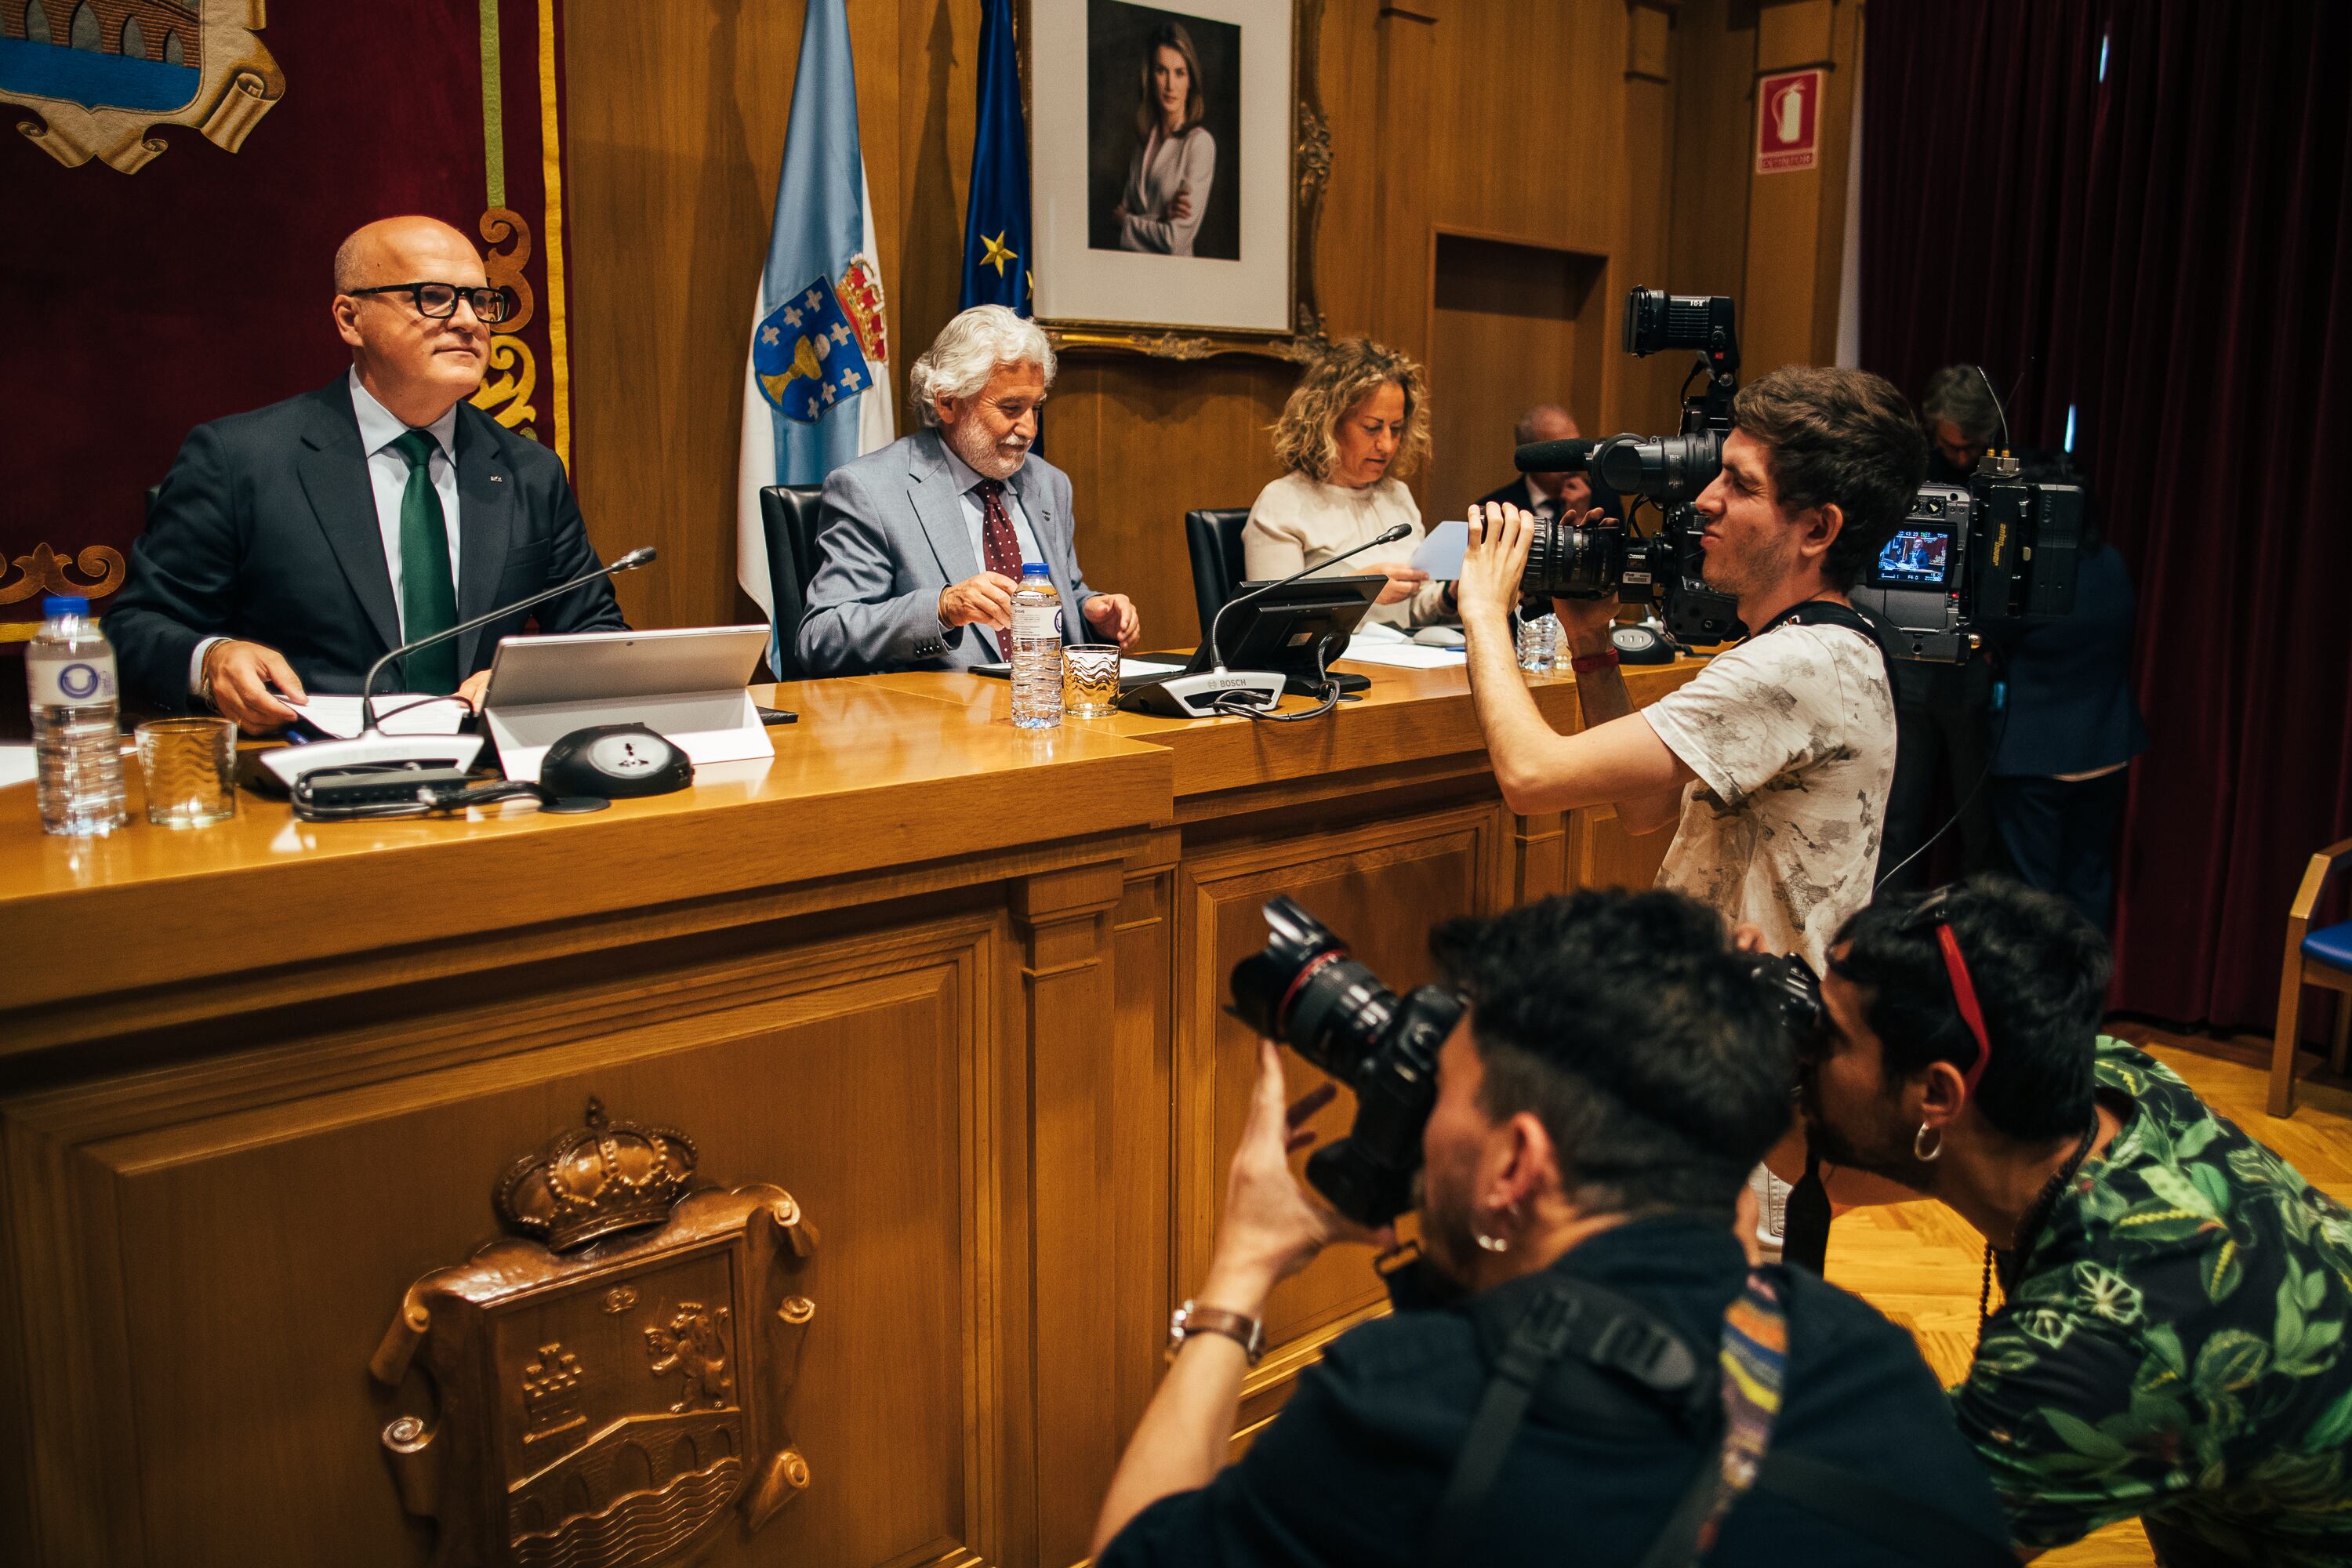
[1010,858,1129,1567]
[0,914,1019,1567]
[1739,0,1857,376]
[1664,0,1756,310]
[1425,231,1607,521]
[1566,800,1678,893]
[1617,0,1692,433]
[1512,808,1570,903]
[1047,356,1295,653]
[1369,4,1439,386]
[1311,0,1384,343]
[1109,831,1181,1461]
[1173,801,1504,1417]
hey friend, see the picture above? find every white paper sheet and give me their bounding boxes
[1338,637,1467,670]
[0,745,36,789]
[1409,521,1470,579]
[294,693,473,739]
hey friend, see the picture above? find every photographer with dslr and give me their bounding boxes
[1455,365,1925,975]
[1802,877,2352,1566]
[1091,888,2009,1568]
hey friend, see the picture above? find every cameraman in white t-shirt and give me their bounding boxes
[1456,365,1928,1254]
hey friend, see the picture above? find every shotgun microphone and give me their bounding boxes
[260,547,659,789]
[1513,437,1601,473]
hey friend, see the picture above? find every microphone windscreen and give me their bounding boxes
[1375,523,1414,544]
[1514,437,1597,473]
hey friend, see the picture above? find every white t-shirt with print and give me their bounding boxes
[1640,622,1896,972]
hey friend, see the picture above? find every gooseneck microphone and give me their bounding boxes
[359,546,659,729]
[261,546,660,792]
[1205,523,1412,671]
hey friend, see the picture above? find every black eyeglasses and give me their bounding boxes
[347,281,514,325]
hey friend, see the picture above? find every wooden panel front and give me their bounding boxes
[2,912,1015,1568]
[1174,802,1504,1391]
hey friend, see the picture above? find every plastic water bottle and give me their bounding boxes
[1516,608,1561,673]
[27,595,127,836]
[1008,562,1064,730]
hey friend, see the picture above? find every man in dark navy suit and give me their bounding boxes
[107,216,624,729]
[1475,403,1623,525]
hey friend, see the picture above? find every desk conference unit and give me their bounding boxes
[0,659,1697,1568]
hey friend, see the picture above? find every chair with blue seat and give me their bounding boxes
[1183,507,1251,646]
[757,484,826,681]
[2270,834,2352,1117]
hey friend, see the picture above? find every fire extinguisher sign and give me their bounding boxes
[1757,69,1824,173]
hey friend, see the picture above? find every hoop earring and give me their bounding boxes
[1914,1122,1944,1163]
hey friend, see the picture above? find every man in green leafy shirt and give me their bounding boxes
[1799,877,2352,1566]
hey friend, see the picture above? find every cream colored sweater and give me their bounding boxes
[1240,472,1451,630]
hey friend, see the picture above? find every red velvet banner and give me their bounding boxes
[0,0,571,693]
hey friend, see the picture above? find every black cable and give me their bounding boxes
[1210,682,1343,723]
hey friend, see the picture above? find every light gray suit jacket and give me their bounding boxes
[796,428,1102,676]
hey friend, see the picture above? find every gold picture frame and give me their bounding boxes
[1025,0,1329,362]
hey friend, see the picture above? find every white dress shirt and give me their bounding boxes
[189,370,464,694]
[938,441,1045,658]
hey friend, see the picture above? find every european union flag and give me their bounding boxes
[959,0,1033,314]
[753,277,873,424]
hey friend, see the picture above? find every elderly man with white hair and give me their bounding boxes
[796,304,1141,675]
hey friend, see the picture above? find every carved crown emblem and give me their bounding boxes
[494,1098,697,1250]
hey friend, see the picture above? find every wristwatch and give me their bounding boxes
[1167,1301,1264,1364]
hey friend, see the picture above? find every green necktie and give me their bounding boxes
[390,428,459,694]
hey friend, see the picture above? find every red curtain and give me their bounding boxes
[1861,0,2352,1038]
[0,3,569,721]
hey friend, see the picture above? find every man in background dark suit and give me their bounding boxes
[1475,403,1623,525]
[107,216,624,729]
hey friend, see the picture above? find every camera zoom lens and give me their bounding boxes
[1522,517,1624,600]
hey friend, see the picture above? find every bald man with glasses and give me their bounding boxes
[108,216,624,729]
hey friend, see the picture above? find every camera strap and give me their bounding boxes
[1426,1265,2008,1568]
[1744,598,1896,1276]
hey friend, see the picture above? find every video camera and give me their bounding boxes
[1510,289,2085,658]
[1229,895,1828,1227]
[1508,287,1748,644]
[1848,458,2085,663]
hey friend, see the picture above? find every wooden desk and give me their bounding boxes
[0,656,1699,1568]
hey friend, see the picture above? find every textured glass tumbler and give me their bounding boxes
[1062,644,1122,717]
[136,717,238,828]
[1516,612,1561,673]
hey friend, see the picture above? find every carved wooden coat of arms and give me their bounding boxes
[372,1099,820,1568]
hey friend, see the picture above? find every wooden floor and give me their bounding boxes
[1823,1025,2352,1567]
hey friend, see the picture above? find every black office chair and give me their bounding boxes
[1183,507,1251,644]
[758,484,826,680]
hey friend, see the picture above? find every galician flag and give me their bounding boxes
[736,0,895,673]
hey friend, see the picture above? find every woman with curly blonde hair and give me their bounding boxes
[1244,337,1454,628]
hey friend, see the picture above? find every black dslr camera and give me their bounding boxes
[1230,897,1831,1227]
[1848,459,2085,662]
[1511,287,1748,644]
[1229,897,1465,1228]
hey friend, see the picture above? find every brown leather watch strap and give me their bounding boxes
[1167,1301,1263,1364]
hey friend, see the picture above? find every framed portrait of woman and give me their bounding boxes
[1028,0,1327,358]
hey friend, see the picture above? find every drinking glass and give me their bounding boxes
[136,717,238,828]
[1062,644,1122,717]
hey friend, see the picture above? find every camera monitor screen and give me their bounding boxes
[1874,528,1953,587]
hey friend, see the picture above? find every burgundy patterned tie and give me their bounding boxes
[975,479,1024,580]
